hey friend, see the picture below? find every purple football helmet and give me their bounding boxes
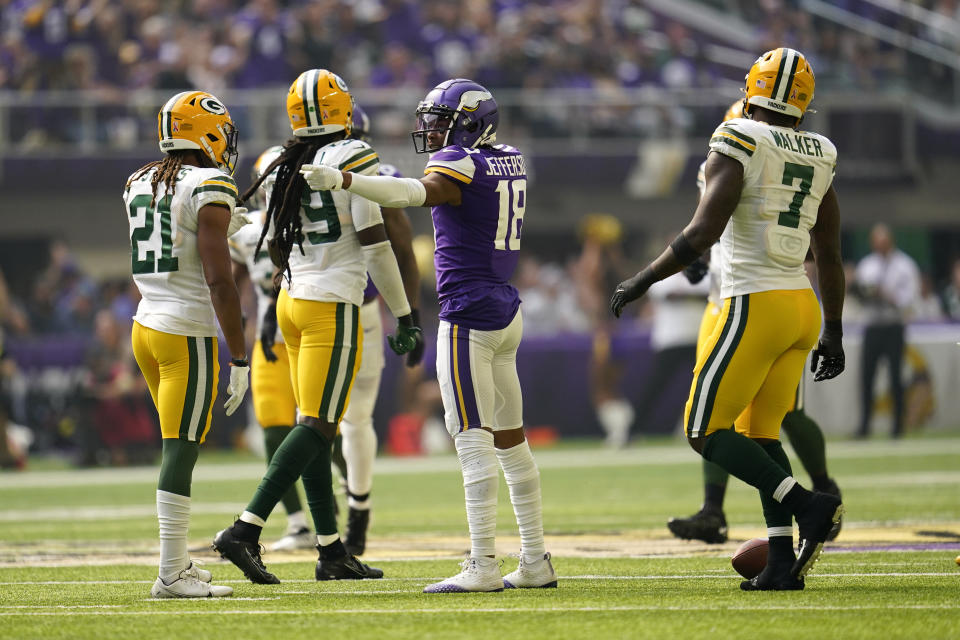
[411,78,498,154]
[352,103,371,142]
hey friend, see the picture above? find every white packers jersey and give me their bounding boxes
[708,117,837,299]
[284,138,382,306]
[125,164,238,336]
[229,210,283,343]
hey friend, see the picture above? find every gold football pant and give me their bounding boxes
[131,321,218,443]
[276,289,362,424]
[251,338,297,427]
[685,289,820,441]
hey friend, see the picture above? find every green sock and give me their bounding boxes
[263,426,304,516]
[157,439,199,497]
[300,431,337,537]
[246,425,324,521]
[702,460,729,512]
[701,428,791,498]
[781,409,828,480]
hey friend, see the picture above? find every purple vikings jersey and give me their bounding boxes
[362,163,406,303]
[425,144,526,330]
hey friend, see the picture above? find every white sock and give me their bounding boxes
[496,440,546,563]
[454,428,499,559]
[157,490,191,581]
[317,532,340,546]
[340,416,376,509]
[286,510,308,533]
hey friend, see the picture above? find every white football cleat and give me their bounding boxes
[423,557,503,593]
[151,567,233,598]
[269,527,315,552]
[186,561,211,583]
[503,552,558,589]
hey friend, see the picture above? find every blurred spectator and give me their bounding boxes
[852,223,921,439]
[571,213,635,447]
[77,309,156,466]
[516,257,589,335]
[634,270,708,435]
[941,258,960,320]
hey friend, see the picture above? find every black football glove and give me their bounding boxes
[682,256,709,285]
[610,268,654,318]
[259,302,278,363]
[404,309,426,367]
[388,313,423,356]
[811,319,844,381]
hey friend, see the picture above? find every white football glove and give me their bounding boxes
[223,364,249,416]
[300,164,344,191]
[227,206,251,237]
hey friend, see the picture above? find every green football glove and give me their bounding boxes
[387,314,423,356]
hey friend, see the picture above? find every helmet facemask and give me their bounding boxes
[412,105,456,154]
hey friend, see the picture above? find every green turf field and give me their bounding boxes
[1,435,959,639]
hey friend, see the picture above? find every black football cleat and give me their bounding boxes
[820,478,844,541]
[315,547,384,581]
[793,492,844,580]
[344,507,370,556]
[212,524,280,585]
[741,562,805,591]
[667,508,728,544]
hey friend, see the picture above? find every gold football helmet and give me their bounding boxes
[744,48,815,119]
[723,99,745,123]
[157,91,238,174]
[249,145,284,210]
[287,69,353,137]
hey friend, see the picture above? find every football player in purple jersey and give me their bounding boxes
[302,78,557,593]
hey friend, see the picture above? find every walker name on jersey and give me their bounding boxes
[484,155,527,177]
[770,130,824,158]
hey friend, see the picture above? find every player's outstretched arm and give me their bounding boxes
[299,165,461,207]
[611,152,742,317]
[809,185,845,381]
[198,204,249,415]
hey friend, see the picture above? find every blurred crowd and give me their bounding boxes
[1,0,957,101]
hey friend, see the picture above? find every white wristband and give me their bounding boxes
[347,173,427,208]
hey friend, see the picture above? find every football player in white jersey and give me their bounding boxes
[229,146,314,552]
[126,90,249,598]
[668,103,844,545]
[213,69,422,583]
[337,105,423,556]
[612,48,846,591]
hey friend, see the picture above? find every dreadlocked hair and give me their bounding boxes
[246,133,344,289]
[127,151,189,207]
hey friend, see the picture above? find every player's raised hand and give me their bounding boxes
[300,164,343,191]
[811,320,845,381]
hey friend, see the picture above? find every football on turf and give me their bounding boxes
[731,537,769,579]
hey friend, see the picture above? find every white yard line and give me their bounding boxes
[0,604,957,617]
